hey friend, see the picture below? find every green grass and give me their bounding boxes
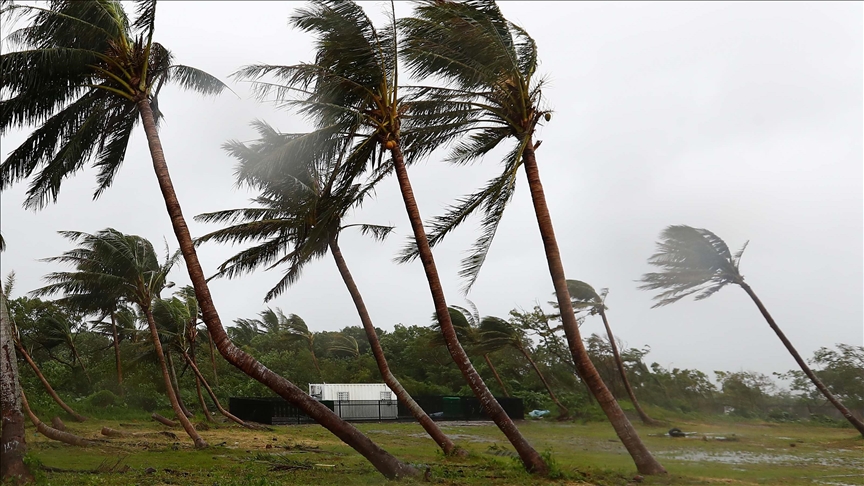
[7,412,863,485]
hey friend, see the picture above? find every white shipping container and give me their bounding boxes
[308,383,394,402]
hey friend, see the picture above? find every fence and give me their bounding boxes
[229,395,524,425]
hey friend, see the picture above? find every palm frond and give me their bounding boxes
[166,64,232,97]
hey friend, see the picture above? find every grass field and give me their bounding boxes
[10,412,864,486]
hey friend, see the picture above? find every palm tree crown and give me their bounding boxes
[638,225,748,307]
[1,0,228,208]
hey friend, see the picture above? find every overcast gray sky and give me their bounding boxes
[1,1,861,385]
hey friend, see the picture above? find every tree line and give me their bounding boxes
[1,0,861,482]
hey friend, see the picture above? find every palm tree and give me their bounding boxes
[233,0,544,472]
[1,2,414,476]
[195,123,459,456]
[32,228,207,448]
[566,280,658,425]
[398,0,665,474]
[639,225,864,435]
[433,304,510,397]
[0,281,32,482]
[90,303,137,391]
[479,316,570,417]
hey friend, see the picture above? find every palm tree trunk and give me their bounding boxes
[483,354,509,397]
[309,342,322,378]
[517,344,569,417]
[142,307,206,448]
[19,390,93,447]
[181,350,254,429]
[206,330,219,386]
[329,239,459,455]
[69,341,91,384]
[0,291,32,483]
[739,282,864,435]
[136,98,416,480]
[521,142,666,475]
[166,349,194,418]
[389,144,548,476]
[14,340,87,422]
[189,343,214,422]
[598,311,658,426]
[110,312,123,394]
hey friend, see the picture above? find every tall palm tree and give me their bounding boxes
[195,134,459,455]
[398,0,665,474]
[1,2,414,476]
[566,280,658,425]
[233,0,544,472]
[639,225,864,435]
[32,228,207,447]
[479,316,570,417]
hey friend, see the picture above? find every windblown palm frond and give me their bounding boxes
[429,304,480,348]
[638,225,748,308]
[476,316,520,355]
[0,0,229,208]
[396,0,551,292]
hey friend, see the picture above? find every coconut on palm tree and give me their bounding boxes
[195,121,460,456]
[232,0,542,471]
[639,225,864,435]
[398,0,665,474]
[33,228,207,447]
[1,1,414,476]
[565,280,659,425]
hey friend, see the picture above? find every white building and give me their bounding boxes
[308,383,397,420]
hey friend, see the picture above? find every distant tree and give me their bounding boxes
[777,344,864,415]
[639,225,864,435]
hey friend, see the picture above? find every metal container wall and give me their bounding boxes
[308,383,394,401]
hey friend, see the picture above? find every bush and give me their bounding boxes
[87,389,119,408]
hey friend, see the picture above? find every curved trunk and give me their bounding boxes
[189,343,214,422]
[598,311,658,426]
[151,413,178,427]
[1,291,32,482]
[521,143,666,474]
[181,350,255,429]
[110,313,123,394]
[206,331,219,387]
[517,344,569,417]
[740,282,864,435]
[483,354,509,397]
[166,349,194,418]
[329,239,459,455]
[14,340,87,422]
[142,307,206,448]
[136,98,416,480]
[389,144,548,476]
[20,390,93,447]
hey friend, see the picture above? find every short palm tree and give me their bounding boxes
[566,280,658,425]
[2,2,412,475]
[32,228,207,447]
[639,225,864,435]
[233,0,541,472]
[238,309,323,378]
[399,0,664,474]
[195,122,459,455]
[479,316,570,417]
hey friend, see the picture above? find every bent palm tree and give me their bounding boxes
[566,280,658,425]
[1,1,413,476]
[399,0,665,474]
[639,225,864,435]
[0,282,32,482]
[234,0,545,473]
[195,125,459,456]
[33,228,206,447]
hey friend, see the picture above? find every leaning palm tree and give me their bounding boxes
[479,317,570,418]
[196,132,460,456]
[639,224,864,435]
[1,2,414,477]
[398,0,665,474]
[32,228,207,447]
[0,281,32,482]
[233,0,543,472]
[566,280,658,425]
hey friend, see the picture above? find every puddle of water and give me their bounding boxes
[658,450,862,467]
